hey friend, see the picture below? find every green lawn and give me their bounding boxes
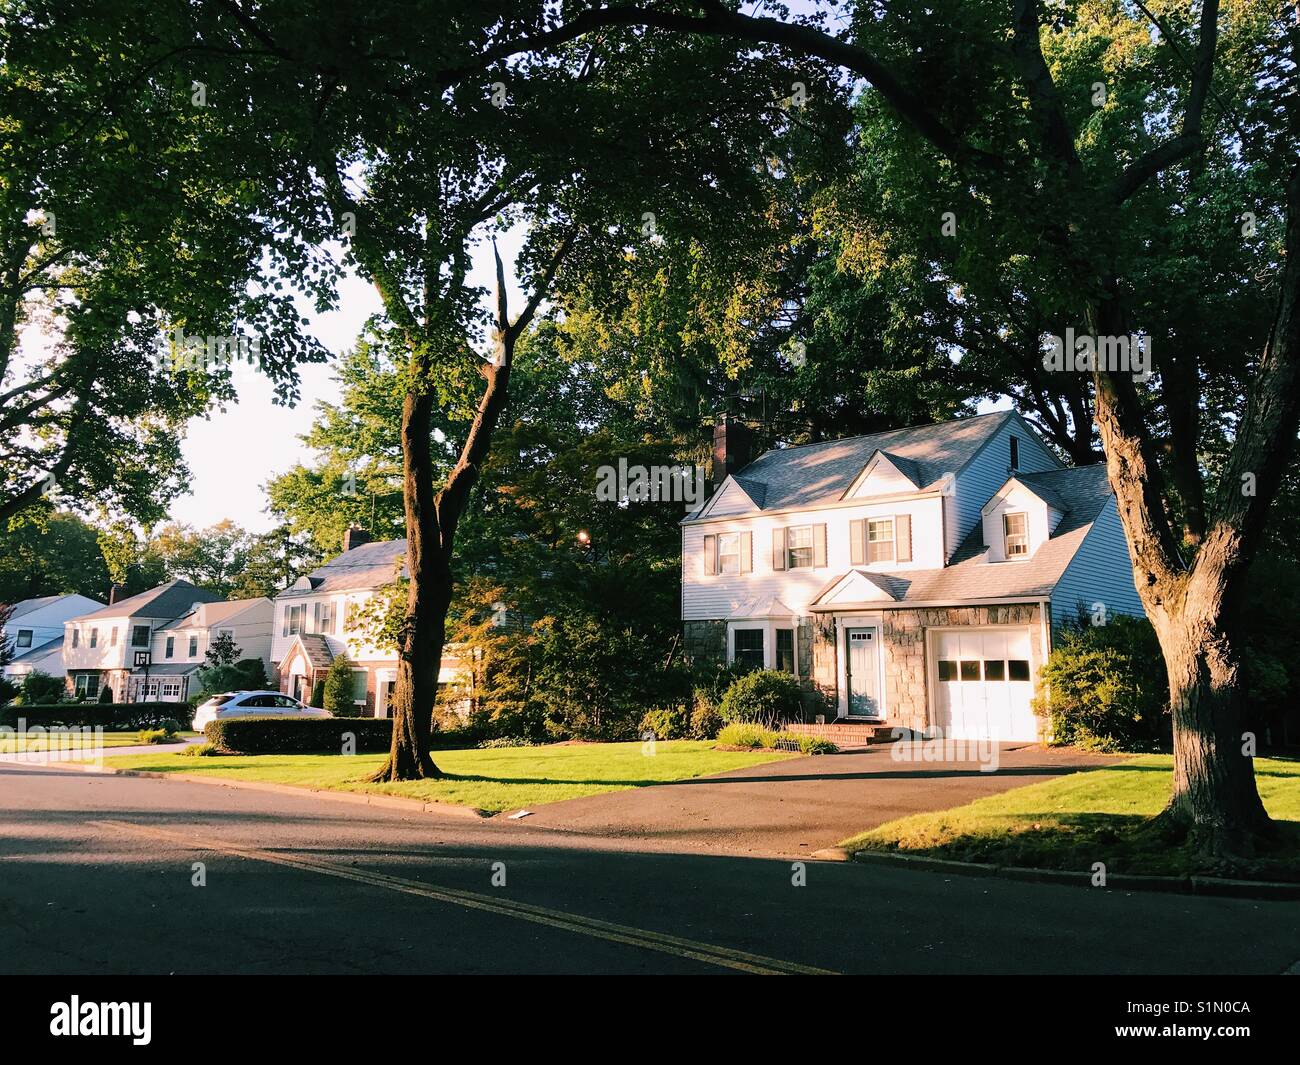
[100,740,795,813]
[841,755,1300,879]
[0,730,198,752]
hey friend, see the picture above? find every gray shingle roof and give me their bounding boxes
[5,595,63,620]
[699,411,1013,516]
[287,634,336,668]
[8,635,64,664]
[74,580,223,623]
[280,539,408,598]
[812,465,1114,607]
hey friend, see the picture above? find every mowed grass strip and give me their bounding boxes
[0,730,197,751]
[100,740,795,812]
[841,754,1300,879]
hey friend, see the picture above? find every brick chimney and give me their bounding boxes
[342,525,371,552]
[108,583,124,605]
[711,410,753,489]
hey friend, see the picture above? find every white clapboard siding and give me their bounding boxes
[1050,498,1144,630]
[682,496,943,620]
[946,417,1061,560]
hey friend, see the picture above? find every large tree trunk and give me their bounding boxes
[370,389,446,781]
[1153,610,1271,855]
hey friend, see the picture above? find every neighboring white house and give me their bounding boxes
[2,593,103,683]
[271,529,466,717]
[682,410,1145,742]
[61,580,224,701]
[127,596,275,703]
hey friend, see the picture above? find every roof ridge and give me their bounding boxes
[745,409,1002,461]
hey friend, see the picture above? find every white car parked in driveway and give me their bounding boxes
[192,691,331,732]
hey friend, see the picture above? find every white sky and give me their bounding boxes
[169,228,527,533]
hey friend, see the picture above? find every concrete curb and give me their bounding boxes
[72,761,493,820]
[847,848,1300,899]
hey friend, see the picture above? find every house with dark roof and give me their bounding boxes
[270,529,467,716]
[130,597,275,702]
[61,580,224,700]
[682,410,1145,742]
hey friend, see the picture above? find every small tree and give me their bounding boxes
[204,632,241,668]
[19,671,64,705]
[197,658,268,697]
[323,654,362,718]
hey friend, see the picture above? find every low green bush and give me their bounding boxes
[718,670,804,724]
[639,704,690,740]
[179,742,218,757]
[138,728,178,745]
[715,722,837,755]
[0,702,192,730]
[204,716,394,754]
[688,689,723,740]
[476,736,541,749]
[1035,615,1167,751]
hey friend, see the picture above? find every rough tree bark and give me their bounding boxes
[369,236,573,782]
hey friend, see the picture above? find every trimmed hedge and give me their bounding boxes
[0,702,192,730]
[205,716,394,753]
[202,716,483,754]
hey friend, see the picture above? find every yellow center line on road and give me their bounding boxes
[91,819,836,976]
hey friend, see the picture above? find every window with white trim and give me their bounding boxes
[775,628,795,674]
[16,629,32,648]
[1003,512,1029,558]
[717,533,743,574]
[161,681,182,699]
[131,625,150,648]
[732,629,764,672]
[786,526,814,569]
[867,518,895,563]
[188,635,198,658]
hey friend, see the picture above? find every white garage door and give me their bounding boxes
[932,629,1038,741]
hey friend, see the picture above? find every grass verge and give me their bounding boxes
[100,739,795,813]
[840,754,1300,880]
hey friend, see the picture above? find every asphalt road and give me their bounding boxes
[2,762,1297,975]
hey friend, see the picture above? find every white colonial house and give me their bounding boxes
[271,529,466,717]
[127,596,275,702]
[2,593,103,683]
[682,410,1145,742]
[61,580,224,701]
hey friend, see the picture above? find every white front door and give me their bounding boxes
[932,628,1037,741]
[845,627,883,719]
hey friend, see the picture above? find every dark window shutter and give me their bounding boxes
[740,531,753,573]
[703,534,717,575]
[814,524,827,567]
[772,527,786,570]
[849,519,865,566]
[897,514,913,562]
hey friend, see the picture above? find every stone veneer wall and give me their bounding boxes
[809,604,1044,733]
[683,620,727,669]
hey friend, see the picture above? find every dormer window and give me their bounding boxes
[1003,512,1029,558]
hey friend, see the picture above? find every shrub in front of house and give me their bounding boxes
[204,716,394,754]
[323,654,363,718]
[1035,614,1167,751]
[688,689,724,740]
[715,722,837,755]
[97,686,113,703]
[639,704,690,740]
[16,671,64,706]
[138,728,178,744]
[0,702,192,730]
[195,659,269,700]
[180,742,218,757]
[717,670,804,725]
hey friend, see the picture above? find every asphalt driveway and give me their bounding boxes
[517,742,1119,858]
